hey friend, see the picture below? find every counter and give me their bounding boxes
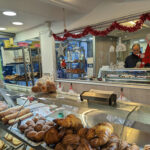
[55,79,150,105]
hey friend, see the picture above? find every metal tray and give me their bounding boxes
[0,139,10,150]
[2,137,23,150]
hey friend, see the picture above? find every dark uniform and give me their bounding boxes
[125,53,141,68]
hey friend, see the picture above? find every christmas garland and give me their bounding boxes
[53,13,150,41]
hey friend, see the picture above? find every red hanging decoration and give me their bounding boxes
[53,13,150,41]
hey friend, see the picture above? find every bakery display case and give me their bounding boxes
[0,87,149,149]
[101,68,150,84]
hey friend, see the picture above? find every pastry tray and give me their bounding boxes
[8,124,53,150]
[2,137,23,149]
[0,138,10,150]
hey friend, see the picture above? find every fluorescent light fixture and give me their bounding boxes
[139,39,145,42]
[0,27,6,31]
[3,11,16,16]
[130,21,135,25]
[12,22,23,25]
[133,41,139,44]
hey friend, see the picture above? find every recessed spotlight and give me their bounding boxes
[0,27,6,31]
[3,11,16,16]
[12,22,23,25]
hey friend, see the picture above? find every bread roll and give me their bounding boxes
[0,106,23,118]
[45,121,54,126]
[8,112,33,125]
[0,103,8,112]
[3,108,30,123]
[32,86,41,93]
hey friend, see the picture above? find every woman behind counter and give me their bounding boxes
[125,44,141,68]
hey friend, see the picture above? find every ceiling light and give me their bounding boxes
[3,11,16,16]
[0,27,6,31]
[12,22,23,25]
[139,39,145,42]
[130,21,135,25]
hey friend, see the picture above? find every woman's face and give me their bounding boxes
[132,45,140,55]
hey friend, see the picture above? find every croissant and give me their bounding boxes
[62,134,80,145]
[78,128,88,138]
[55,143,65,150]
[86,128,95,140]
[91,122,113,147]
[127,144,139,150]
[54,114,83,129]
[44,127,59,144]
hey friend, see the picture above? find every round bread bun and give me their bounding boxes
[32,86,40,93]
[26,131,37,141]
[37,81,43,87]
[34,131,45,142]
[19,124,28,133]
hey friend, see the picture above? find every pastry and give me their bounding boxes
[65,129,74,135]
[26,120,36,127]
[0,140,4,150]
[32,86,41,93]
[34,123,43,132]
[44,127,59,144]
[66,145,74,150]
[144,145,150,150]
[12,137,22,146]
[55,143,65,150]
[0,106,23,118]
[119,140,129,150]
[42,125,51,132]
[54,114,83,129]
[91,122,114,146]
[34,131,45,142]
[78,128,88,138]
[3,108,30,123]
[32,116,39,123]
[8,112,33,125]
[19,124,28,133]
[26,131,37,141]
[86,128,95,140]
[62,134,80,145]
[5,133,13,141]
[58,128,66,139]
[45,121,54,126]
[24,127,34,136]
[127,144,139,150]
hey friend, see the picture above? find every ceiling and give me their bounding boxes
[0,0,100,33]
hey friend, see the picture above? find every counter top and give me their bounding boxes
[55,79,150,90]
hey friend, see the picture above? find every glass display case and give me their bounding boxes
[0,87,150,149]
[101,68,150,84]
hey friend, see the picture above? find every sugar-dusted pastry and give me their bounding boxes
[0,140,4,150]
[5,133,13,141]
[12,137,22,146]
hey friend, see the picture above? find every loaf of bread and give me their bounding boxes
[2,108,30,123]
[8,112,33,125]
[0,106,23,118]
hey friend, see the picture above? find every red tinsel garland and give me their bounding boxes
[53,13,150,41]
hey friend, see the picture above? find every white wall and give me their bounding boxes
[51,0,150,33]
[14,24,49,42]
